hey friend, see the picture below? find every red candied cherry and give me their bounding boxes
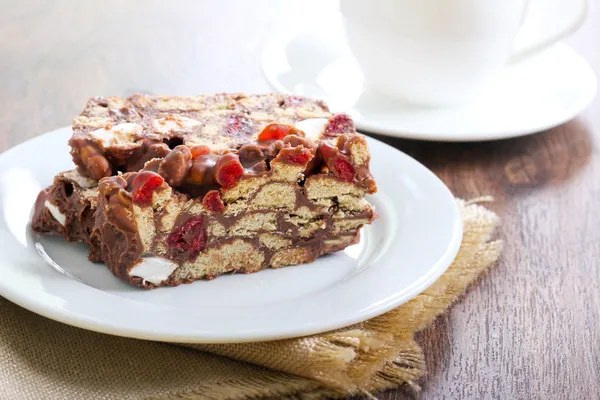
[190,144,211,159]
[331,158,355,182]
[202,190,225,212]
[257,123,303,141]
[214,153,244,188]
[324,113,355,137]
[166,215,207,260]
[318,142,355,183]
[277,147,314,166]
[131,171,165,205]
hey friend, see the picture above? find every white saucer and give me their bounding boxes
[262,13,597,141]
[0,127,462,343]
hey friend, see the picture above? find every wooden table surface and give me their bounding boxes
[1,1,599,399]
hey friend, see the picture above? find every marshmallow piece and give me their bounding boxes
[61,170,97,189]
[153,115,202,134]
[90,123,143,148]
[295,118,329,141]
[44,200,66,226]
[129,257,178,285]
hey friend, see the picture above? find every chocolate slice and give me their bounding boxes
[33,93,378,288]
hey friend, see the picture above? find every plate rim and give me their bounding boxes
[0,126,463,343]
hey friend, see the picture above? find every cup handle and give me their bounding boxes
[509,0,588,63]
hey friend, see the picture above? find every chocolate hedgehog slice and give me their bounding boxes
[33,93,377,288]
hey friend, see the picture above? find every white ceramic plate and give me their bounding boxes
[0,127,462,343]
[262,13,597,141]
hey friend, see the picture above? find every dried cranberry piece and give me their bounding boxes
[223,114,253,137]
[131,171,165,205]
[166,215,207,260]
[277,147,314,165]
[202,190,225,212]
[323,113,355,137]
[318,142,355,183]
[332,158,355,182]
[214,153,244,188]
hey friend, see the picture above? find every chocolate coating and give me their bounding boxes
[127,138,170,173]
[158,145,192,187]
[91,175,145,283]
[31,171,101,262]
[70,139,111,179]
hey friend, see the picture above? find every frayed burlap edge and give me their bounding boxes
[167,198,502,400]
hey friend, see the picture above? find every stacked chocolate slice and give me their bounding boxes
[32,94,377,288]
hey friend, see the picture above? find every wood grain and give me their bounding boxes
[1,1,599,399]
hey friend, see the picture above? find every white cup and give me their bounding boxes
[341,0,589,106]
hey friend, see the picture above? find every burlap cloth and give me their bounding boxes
[0,198,501,399]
